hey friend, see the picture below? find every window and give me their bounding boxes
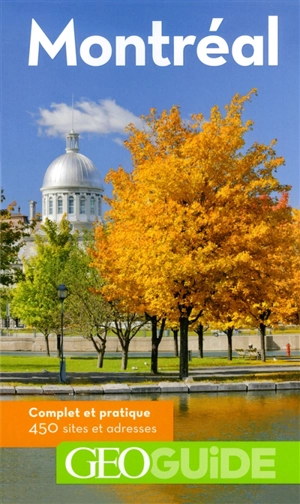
[80,196,86,214]
[90,196,95,214]
[98,197,101,216]
[49,198,53,215]
[68,196,74,214]
[57,197,63,214]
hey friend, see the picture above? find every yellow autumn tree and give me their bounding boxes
[264,207,300,328]
[203,192,294,361]
[224,193,293,360]
[287,209,300,325]
[92,90,291,377]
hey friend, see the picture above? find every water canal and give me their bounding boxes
[1,391,299,504]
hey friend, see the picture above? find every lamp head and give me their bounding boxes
[57,284,69,301]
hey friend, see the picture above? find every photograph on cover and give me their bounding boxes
[0,1,299,503]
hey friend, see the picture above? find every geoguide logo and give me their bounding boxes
[56,441,300,484]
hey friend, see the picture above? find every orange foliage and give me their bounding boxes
[91,91,293,334]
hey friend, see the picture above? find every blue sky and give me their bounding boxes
[1,0,299,216]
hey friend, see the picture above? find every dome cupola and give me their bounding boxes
[66,129,79,153]
[41,131,103,231]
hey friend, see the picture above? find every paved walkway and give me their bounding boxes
[189,364,300,377]
[0,364,299,383]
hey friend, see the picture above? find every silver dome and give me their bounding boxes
[41,152,103,190]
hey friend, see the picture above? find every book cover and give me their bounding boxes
[1,1,299,503]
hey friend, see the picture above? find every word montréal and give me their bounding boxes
[29,17,278,67]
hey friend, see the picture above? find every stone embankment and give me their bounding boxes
[0,381,299,396]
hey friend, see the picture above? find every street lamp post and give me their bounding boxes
[57,284,69,383]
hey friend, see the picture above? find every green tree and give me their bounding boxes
[0,190,29,286]
[109,303,147,371]
[11,217,76,355]
[62,242,112,368]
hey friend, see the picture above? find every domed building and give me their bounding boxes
[41,130,104,231]
[12,130,104,261]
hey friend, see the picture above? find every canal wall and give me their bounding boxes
[0,381,299,396]
[0,333,299,353]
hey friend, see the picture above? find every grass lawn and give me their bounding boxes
[0,355,299,373]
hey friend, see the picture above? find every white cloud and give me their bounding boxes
[113,137,125,146]
[36,99,144,137]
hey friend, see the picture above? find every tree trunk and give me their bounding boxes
[121,344,129,370]
[91,334,107,368]
[227,328,233,361]
[150,316,165,374]
[179,317,189,379]
[151,316,158,374]
[97,339,106,368]
[197,325,204,358]
[172,329,179,357]
[151,342,159,374]
[97,351,105,368]
[259,323,266,362]
[45,334,50,357]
